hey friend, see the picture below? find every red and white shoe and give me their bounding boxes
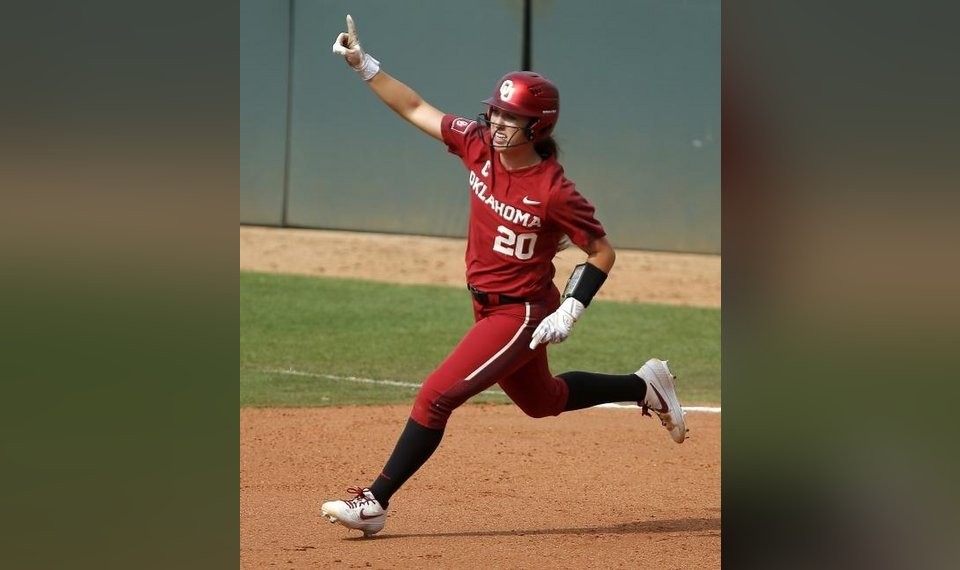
[637,358,688,443]
[321,487,386,537]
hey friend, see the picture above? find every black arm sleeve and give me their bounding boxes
[561,262,608,307]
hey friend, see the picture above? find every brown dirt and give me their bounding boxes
[240,226,721,308]
[241,406,721,569]
[240,226,721,568]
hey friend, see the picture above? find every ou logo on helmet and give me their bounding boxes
[499,79,515,102]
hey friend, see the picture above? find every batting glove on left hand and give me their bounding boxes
[529,297,585,349]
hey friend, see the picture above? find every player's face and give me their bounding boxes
[488,108,530,148]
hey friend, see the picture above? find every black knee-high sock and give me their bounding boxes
[369,418,443,510]
[559,371,647,411]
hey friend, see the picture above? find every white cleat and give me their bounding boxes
[637,358,688,444]
[320,487,386,537]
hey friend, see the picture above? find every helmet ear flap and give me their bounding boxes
[526,118,539,140]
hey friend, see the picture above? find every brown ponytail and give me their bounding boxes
[534,136,559,159]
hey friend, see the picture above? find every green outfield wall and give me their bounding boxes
[241,0,719,254]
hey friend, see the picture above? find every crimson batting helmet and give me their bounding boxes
[481,71,559,141]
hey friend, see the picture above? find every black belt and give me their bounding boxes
[467,284,527,306]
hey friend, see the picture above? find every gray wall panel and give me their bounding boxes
[240,0,290,225]
[240,1,720,254]
[286,1,522,238]
[532,0,720,253]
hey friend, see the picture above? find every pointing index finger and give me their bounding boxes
[346,14,359,47]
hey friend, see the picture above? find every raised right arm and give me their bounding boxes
[364,72,444,141]
[332,15,444,141]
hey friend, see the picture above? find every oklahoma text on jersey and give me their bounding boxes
[468,168,542,229]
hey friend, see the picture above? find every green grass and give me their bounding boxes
[240,271,720,407]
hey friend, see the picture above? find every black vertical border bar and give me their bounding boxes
[280,0,296,227]
[522,0,532,70]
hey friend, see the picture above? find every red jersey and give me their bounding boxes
[441,114,606,300]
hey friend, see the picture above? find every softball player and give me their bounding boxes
[321,15,687,537]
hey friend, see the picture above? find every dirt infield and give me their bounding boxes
[241,406,720,569]
[240,226,721,308]
[240,227,721,568]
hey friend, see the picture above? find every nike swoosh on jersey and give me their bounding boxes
[522,196,541,205]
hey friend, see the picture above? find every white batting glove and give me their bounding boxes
[529,297,585,349]
[331,15,380,81]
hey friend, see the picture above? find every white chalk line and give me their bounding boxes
[262,367,721,413]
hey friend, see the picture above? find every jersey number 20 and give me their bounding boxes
[493,225,537,260]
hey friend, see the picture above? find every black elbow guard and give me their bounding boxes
[562,262,608,307]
